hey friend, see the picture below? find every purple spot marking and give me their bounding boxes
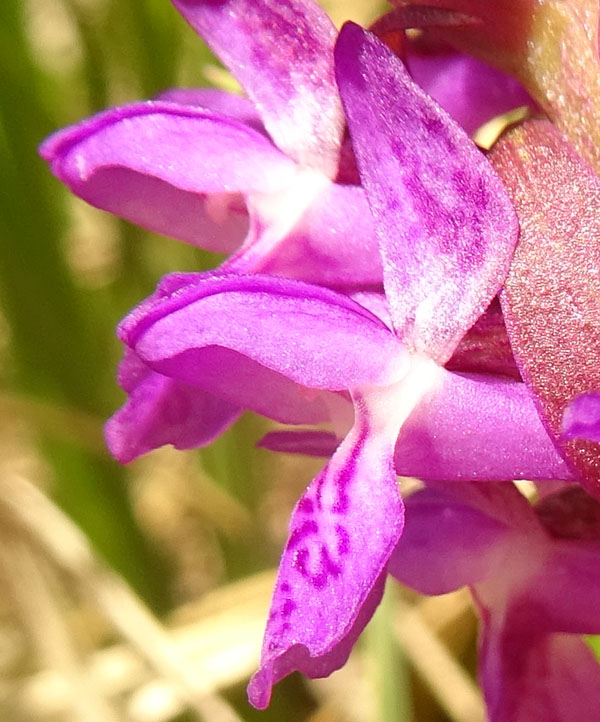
[391,138,406,162]
[336,524,350,555]
[281,599,297,618]
[423,116,445,136]
[331,425,368,514]
[288,519,319,548]
[298,497,314,514]
[295,544,343,589]
[311,423,368,515]
[288,424,369,589]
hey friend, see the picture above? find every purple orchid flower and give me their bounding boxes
[40,0,382,287]
[105,22,525,707]
[391,481,600,721]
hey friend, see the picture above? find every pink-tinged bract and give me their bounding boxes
[446,299,520,380]
[490,120,600,498]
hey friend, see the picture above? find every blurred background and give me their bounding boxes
[0,1,487,720]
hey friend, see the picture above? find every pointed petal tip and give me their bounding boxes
[172,0,343,174]
[103,422,134,465]
[334,21,367,69]
[247,668,272,710]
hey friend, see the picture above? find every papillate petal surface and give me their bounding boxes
[171,0,343,175]
[396,369,573,481]
[40,102,297,250]
[491,120,600,497]
[121,274,407,391]
[335,24,518,362]
[247,404,403,708]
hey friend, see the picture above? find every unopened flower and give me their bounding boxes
[387,0,600,169]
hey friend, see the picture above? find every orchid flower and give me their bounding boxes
[364,4,600,499]
[40,0,382,287]
[391,481,600,721]
[106,22,523,707]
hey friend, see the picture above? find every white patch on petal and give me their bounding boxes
[236,167,331,269]
[358,355,444,439]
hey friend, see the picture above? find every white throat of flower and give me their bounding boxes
[228,167,332,271]
[326,354,444,444]
[357,354,444,439]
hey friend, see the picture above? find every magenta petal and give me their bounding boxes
[478,610,600,722]
[396,369,574,481]
[247,413,403,708]
[529,544,600,635]
[259,371,573,482]
[40,102,296,250]
[335,23,518,362]
[389,487,509,594]
[562,392,600,443]
[156,88,264,131]
[105,351,240,463]
[122,274,407,391]
[406,47,535,135]
[171,0,343,175]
